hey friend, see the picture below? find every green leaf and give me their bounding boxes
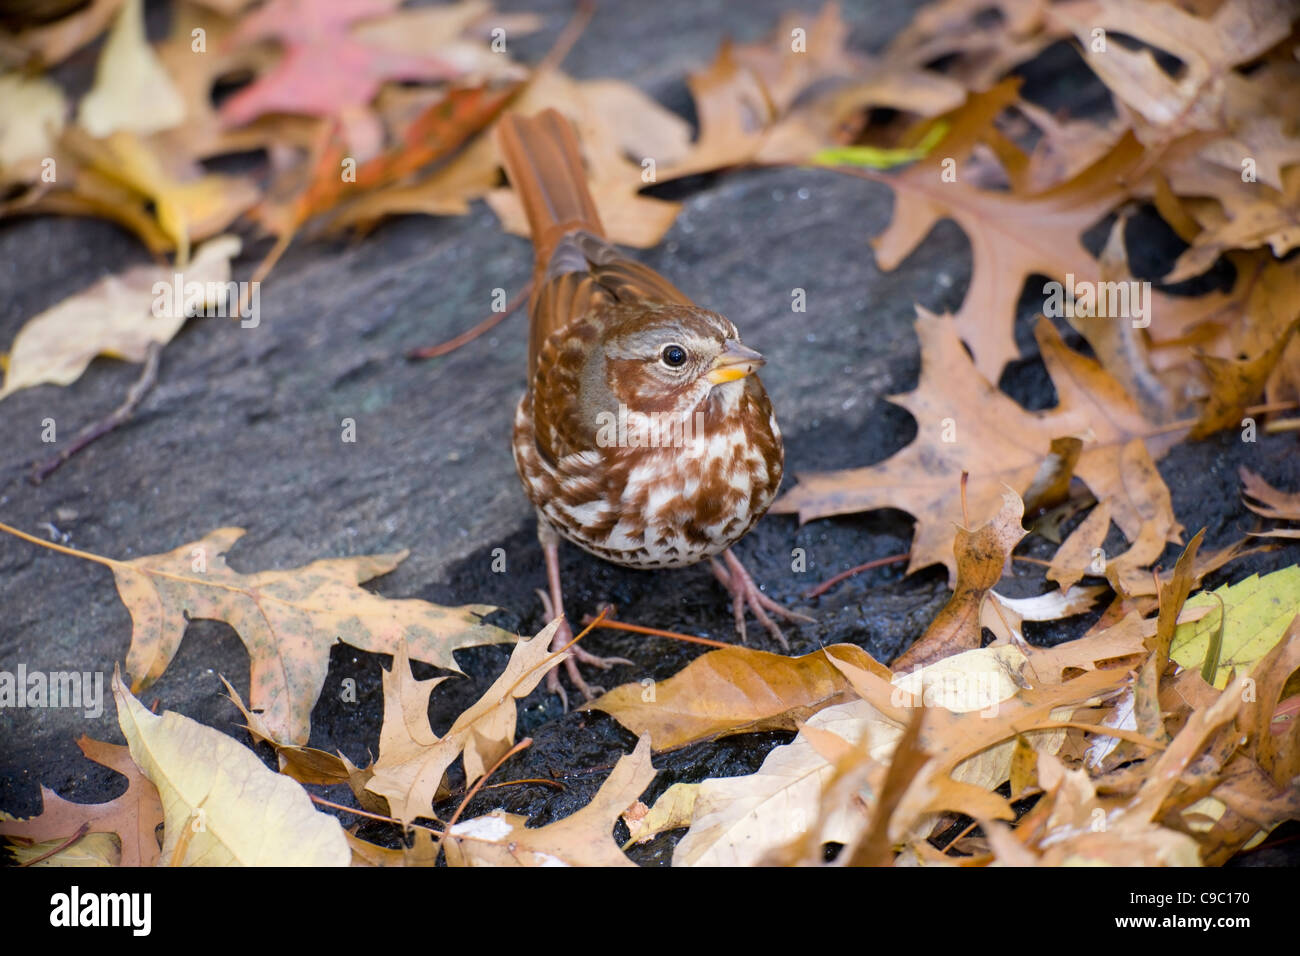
[811,121,948,169]
[1171,567,1300,688]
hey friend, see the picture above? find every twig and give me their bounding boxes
[17,822,90,866]
[407,281,532,359]
[801,551,910,599]
[535,0,595,76]
[960,470,970,528]
[30,342,162,484]
[309,795,408,826]
[579,612,733,649]
[435,737,533,862]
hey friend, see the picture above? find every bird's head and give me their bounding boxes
[588,302,766,420]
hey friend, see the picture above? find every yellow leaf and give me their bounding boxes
[113,670,349,866]
[77,0,184,138]
[1171,567,1300,689]
[622,782,700,847]
[0,234,239,399]
[0,73,66,171]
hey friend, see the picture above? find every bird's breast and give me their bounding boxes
[513,385,783,570]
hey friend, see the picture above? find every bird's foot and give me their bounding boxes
[537,590,632,710]
[710,549,813,651]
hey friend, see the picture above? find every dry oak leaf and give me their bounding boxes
[893,489,1027,671]
[0,234,239,399]
[444,734,655,867]
[0,0,123,68]
[217,0,464,160]
[884,0,1063,93]
[1049,0,1297,146]
[1191,315,1300,439]
[116,526,514,746]
[670,699,899,867]
[674,644,1121,866]
[773,310,1185,584]
[988,673,1255,865]
[723,0,965,146]
[586,642,890,751]
[1241,467,1300,522]
[0,736,163,867]
[1047,498,1112,593]
[1169,166,1300,282]
[222,675,381,815]
[366,622,564,823]
[1132,530,1205,744]
[842,78,1162,381]
[730,1,865,115]
[113,670,350,866]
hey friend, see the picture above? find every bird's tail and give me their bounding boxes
[495,108,605,270]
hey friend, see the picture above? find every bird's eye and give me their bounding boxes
[661,345,688,367]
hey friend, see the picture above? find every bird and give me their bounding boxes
[496,108,810,704]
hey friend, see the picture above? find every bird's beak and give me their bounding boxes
[706,341,766,386]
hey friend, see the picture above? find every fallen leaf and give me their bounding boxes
[5,831,122,867]
[0,234,239,399]
[366,623,563,822]
[113,670,350,865]
[586,642,890,751]
[885,0,1062,92]
[1170,167,1300,282]
[1241,467,1300,521]
[773,311,1184,583]
[217,0,464,160]
[843,79,1163,380]
[77,0,184,138]
[0,72,65,173]
[1170,567,1300,689]
[0,0,123,67]
[486,71,684,248]
[111,525,514,745]
[621,783,699,847]
[1047,499,1112,592]
[1133,531,1204,743]
[899,490,1027,670]
[1049,0,1296,146]
[60,129,259,263]
[444,735,655,867]
[671,698,900,866]
[0,735,163,867]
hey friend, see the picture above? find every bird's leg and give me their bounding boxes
[537,521,631,708]
[710,548,813,651]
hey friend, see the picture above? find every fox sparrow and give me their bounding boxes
[497,109,809,703]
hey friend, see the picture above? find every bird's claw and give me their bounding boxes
[711,549,813,650]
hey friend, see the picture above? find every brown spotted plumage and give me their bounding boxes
[497,109,808,703]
